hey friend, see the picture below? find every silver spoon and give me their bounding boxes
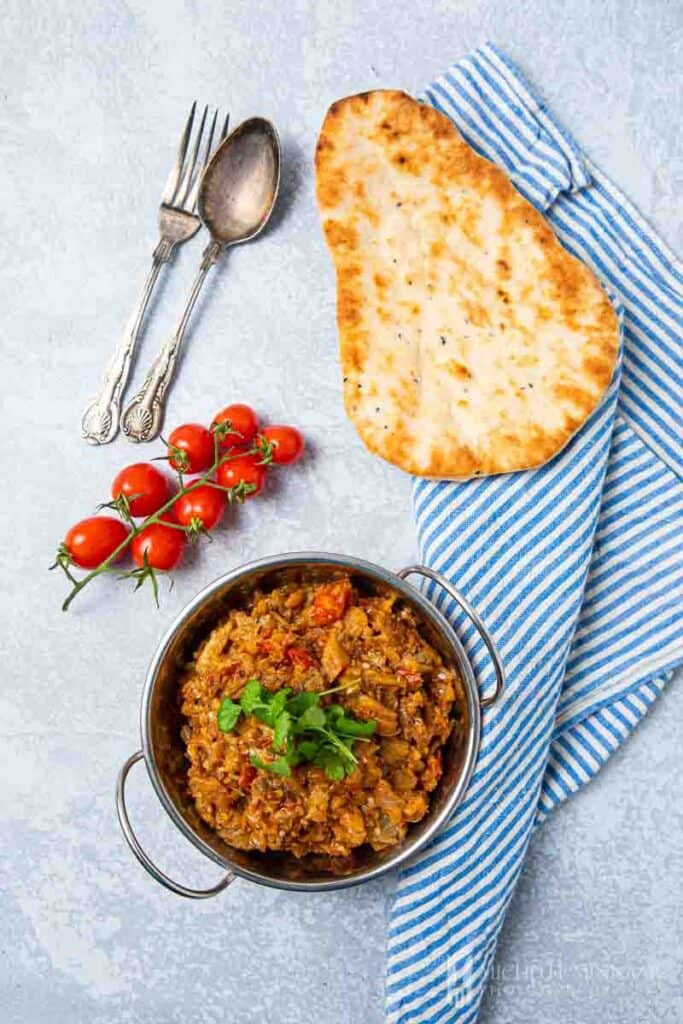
[121,117,281,443]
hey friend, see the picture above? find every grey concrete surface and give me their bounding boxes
[1,2,681,1022]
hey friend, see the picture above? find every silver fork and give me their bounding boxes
[81,104,229,445]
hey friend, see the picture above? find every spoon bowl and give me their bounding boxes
[199,117,281,246]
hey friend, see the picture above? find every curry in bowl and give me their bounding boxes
[179,573,461,874]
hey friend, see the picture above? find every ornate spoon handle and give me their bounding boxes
[121,241,222,443]
[81,240,173,445]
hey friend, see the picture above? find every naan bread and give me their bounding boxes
[315,90,619,478]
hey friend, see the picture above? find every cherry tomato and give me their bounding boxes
[174,484,226,531]
[64,516,130,569]
[216,454,266,497]
[167,423,214,474]
[261,425,305,465]
[285,645,315,669]
[212,403,259,447]
[311,580,352,625]
[111,463,172,518]
[131,520,186,571]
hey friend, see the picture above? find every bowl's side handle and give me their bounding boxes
[398,565,505,709]
[116,750,235,899]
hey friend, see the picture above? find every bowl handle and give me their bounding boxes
[116,750,235,899]
[398,565,505,708]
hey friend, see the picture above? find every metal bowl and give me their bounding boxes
[117,552,504,897]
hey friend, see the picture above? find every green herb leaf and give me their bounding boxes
[333,716,377,738]
[268,688,292,723]
[296,704,326,732]
[324,703,376,736]
[240,679,265,714]
[217,698,242,733]
[286,691,319,717]
[250,753,292,777]
[332,736,358,770]
[272,710,292,750]
[296,739,321,761]
[314,747,346,781]
[234,682,377,781]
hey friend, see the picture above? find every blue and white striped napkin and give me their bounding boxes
[386,44,683,1024]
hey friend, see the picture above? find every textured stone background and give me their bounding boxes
[1,1,681,1022]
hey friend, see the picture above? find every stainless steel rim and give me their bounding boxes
[397,566,505,708]
[127,551,489,893]
[116,750,234,899]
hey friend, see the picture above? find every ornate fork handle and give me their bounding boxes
[121,242,222,443]
[81,239,174,445]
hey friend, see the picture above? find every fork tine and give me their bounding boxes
[204,109,219,167]
[221,112,230,140]
[187,108,219,213]
[176,103,208,210]
[162,101,197,206]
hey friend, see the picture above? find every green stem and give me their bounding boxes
[317,680,361,698]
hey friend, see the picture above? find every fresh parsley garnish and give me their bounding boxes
[250,752,292,776]
[314,747,346,781]
[295,703,326,732]
[217,698,241,733]
[286,690,318,717]
[239,678,264,713]
[242,677,288,723]
[216,679,377,781]
[272,709,292,750]
[325,703,377,737]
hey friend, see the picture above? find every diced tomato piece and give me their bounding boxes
[311,580,351,625]
[217,663,239,684]
[238,765,257,791]
[285,645,315,669]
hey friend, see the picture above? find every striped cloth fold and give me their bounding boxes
[386,43,683,1024]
